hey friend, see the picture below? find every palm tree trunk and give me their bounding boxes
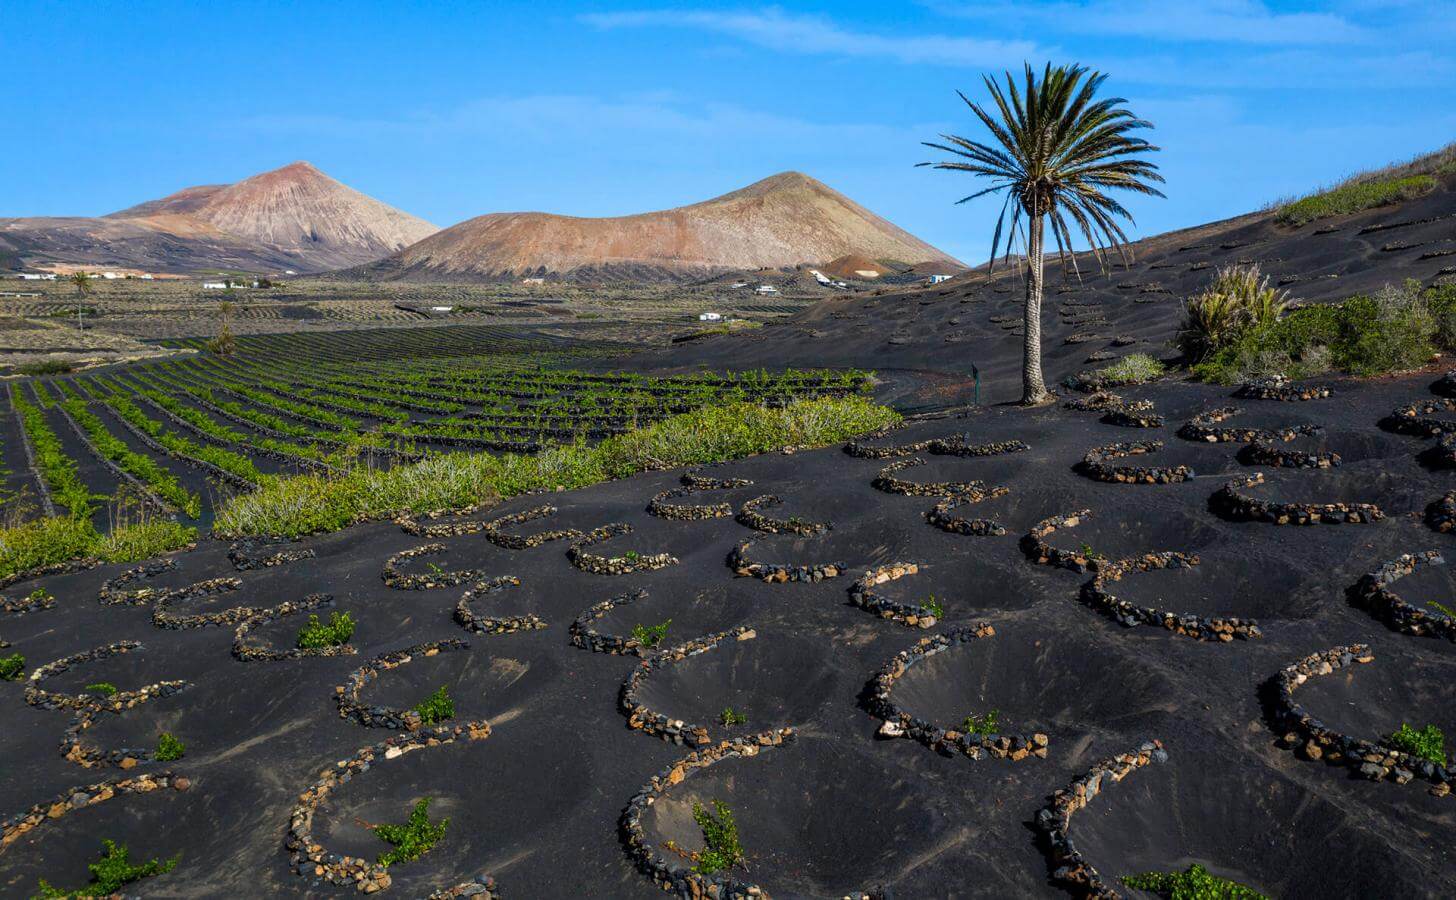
[1021,212,1050,404]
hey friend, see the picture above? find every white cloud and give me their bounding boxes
[579,7,1047,67]
[927,0,1364,45]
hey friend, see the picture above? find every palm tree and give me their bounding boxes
[69,271,94,331]
[921,63,1165,405]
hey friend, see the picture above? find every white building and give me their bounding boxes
[927,274,953,284]
[101,272,122,279]
[431,306,455,312]
[139,274,155,280]
[521,277,546,285]
[17,273,57,281]
[755,284,780,295]
[731,281,749,289]
[698,312,723,322]
[202,282,228,289]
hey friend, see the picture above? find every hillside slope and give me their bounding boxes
[356,172,963,282]
[633,168,1456,405]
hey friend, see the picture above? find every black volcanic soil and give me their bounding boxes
[6,372,1456,896]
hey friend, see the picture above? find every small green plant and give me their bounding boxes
[1384,722,1447,766]
[414,685,455,726]
[426,561,445,576]
[28,587,52,603]
[85,682,118,697]
[1121,863,1268,899]
[623,550,641,563]
[630,619,671,649]
[0,653,25,681]
[1426,599,1456,620]
[962,709,1001,736]
[296,611,356,649]
[35,839,180,898]
[154,732,185,762]
[719,707,747,726]
[1078,542,1105,562]
[922,595,944,618]
[372,798,449,868]
[691,799,744,875]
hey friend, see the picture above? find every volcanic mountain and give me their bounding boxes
[355,172,963,282]
[0,162,437,274]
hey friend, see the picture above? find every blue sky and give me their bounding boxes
[3,1,1453,263]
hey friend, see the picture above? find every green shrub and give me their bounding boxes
[1278,174,1437,226]
[630,619,671,649]
[0,510,194,586]
[1385,722,1447,765]
[1193,282,1444,384]
[962,709,1001,736]
[922,595,945,618]
[36,839,180,898]
[215,396,900,539]
[154,732,185,762]
[296,611,355,649]
[1098,353,1165,386]
[691,800,744,875]
[373,798,448,868]
[719,707,747,726]
[0,653,24,681]
[1178,265,1287,361]
[85,682,118,697]
[414,686,455,726]
[1122,863,1267,899]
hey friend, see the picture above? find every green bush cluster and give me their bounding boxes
[414,685,455,726]
[718,707,747,726]
[1385,722,1447,765]
[630,619,671,649]
[373,798,448,868]
[1177,265,1287,362]
[0,653,24,681]
[691,799,744,875]
[214,396,900,538]
[85,682,118,697]
[0,512,195,585]
[922,595,945,618]
[295,611,355,649]
[1121,863,1267,899]
[36,839,180,898]
[1193,282,1454,384]
[1277,174,1437,227]
[1092,353,1165,386]
[154,732,185,762]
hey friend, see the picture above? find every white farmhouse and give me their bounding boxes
[927,274,953,284]
[202,281,228,289]
[755,284,780,295]
[17,273,57,281]
[101,272,122,279]
[698,312,723,322]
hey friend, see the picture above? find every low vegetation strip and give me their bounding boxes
[13,392,96,518]
[215,396,899,538]
[0,514,195,584]
[1278,174,1438,227]
[61,399,201,518]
